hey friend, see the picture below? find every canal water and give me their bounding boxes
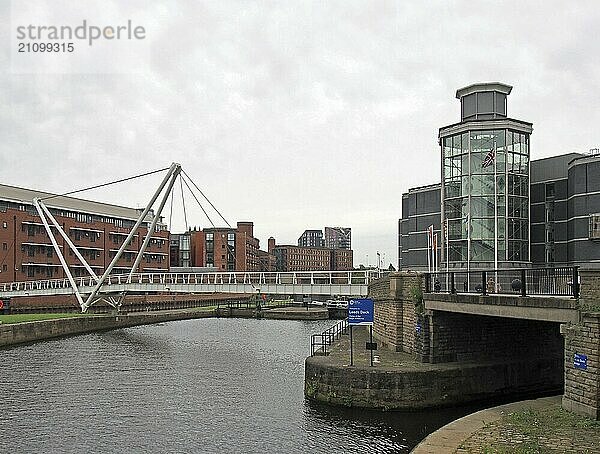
[1,318,482,453]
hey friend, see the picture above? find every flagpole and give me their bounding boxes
[427,225,431,273]
[494,140,498,291]
[434,233,438,274]
[445,219,449,279]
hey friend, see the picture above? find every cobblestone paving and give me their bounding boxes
[456,402,600,453]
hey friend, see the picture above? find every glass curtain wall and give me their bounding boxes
[443,129,529,268]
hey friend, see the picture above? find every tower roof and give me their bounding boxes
[456,82,512,99]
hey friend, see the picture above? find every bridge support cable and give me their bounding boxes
[34,199,100,282]
[32,198,87,310]
[180,174,214,227]
[40,167,171,201]
[181,169,231,227]
[128,166,181,282]
[82,162,182,312]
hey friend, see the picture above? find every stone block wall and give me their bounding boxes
[370,272,423,353]
[563,312,600,419]
[579,270,600,312]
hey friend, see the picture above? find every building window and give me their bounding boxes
[545,183,555,199]
[2,222,6,228]
[2,243,6,251]
[590,214,600,240]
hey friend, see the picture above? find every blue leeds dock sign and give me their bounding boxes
[348,298,374,325]
[574,353,588,370]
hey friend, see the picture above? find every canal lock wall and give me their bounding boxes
[305,272,568,410]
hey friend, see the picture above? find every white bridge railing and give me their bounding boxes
[0,270,384,295]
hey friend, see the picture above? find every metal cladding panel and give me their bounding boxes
[530,244,545,264]
[568,165,587,196]
[530,224,545,244]
[401,196,409,220]
[415,188,441,215]
[587,194,600,215]
[554,243,568,263]
[555,179,568,200]
[572,241,600,263]
[587,160,600,192]
[572,218,591,238]
[530,183,545,204]
[530,204,545,223]
[531,154,582,183]
[554,200,567,221]
[554,222,567,242]
[416,214,441,232]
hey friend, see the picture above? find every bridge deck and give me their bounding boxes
[0,270,382,299]
[424,292,579,323]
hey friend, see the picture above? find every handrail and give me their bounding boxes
[425,266,580,299]
[310,318,349,356]
[1,269,385,293]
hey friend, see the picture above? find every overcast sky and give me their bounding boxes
[1,1,599,268]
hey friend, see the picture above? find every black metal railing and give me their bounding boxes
[425,266,579,299]
[221,298,295,309]
[310,318,349,356]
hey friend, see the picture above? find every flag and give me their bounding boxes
[427,225,434,246]
[482,148,495,168]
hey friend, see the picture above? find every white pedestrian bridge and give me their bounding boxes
[0,270,382,300]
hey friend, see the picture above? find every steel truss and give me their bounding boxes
[33,162,182,312]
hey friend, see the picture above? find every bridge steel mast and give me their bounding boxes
[32,162,182,312]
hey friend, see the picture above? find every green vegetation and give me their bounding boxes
[409,282,424,313]
[507,406,600,433]
[0,313,95,324]
[477,442,541,454]
[580,302,600,313]
[465,405,600,453]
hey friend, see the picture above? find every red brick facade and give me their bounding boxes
[271,242,354,272]
[0,185,169,283]
[187,222,272,272]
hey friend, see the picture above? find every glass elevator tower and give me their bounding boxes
[439,82,532,270]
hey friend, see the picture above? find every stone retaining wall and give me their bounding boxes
[305,357,563,410]
[0,311,215,348]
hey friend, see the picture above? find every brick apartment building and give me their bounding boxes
[268,237,353,272]
[173,221,269,272]
[0,184,169,283]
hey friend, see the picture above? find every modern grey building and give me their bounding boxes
[298,229,324,247]
[324,226,351,250]
[530,152,600,267]
[398,184,440,270]
[399,82,600,271]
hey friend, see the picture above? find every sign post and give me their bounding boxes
[348,298,375,367]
